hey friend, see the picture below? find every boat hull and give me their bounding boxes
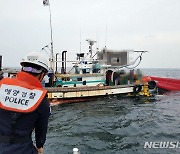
[46,84,141,106]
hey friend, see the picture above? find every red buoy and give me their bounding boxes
[149,76,180,91]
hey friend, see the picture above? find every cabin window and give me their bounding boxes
[77,78,82,81]
[93,69,100,73]
[62,77,70,81]
[82,68,90,74]
[72,78,77,81]
[111,57,121,64]
[75,67,80,74]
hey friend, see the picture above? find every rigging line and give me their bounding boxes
[68,67,74,73]
[40,45,57,59]
[125,56,142,69]
[125,53,143,69]
[92,52,97,59]
[41,48,50,56]
[106,53,143,70]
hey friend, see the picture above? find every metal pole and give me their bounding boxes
[65,51,67,73]
[55,53,59,73]
[48,2,54,71]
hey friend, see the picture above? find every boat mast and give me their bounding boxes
[49,3,54,71]
[43,0,54,71]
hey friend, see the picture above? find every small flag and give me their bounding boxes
[43,0,49,6]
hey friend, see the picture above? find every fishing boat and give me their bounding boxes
[46,40,153,105]
[0,1,154,106]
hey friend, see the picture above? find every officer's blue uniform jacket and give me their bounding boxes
[0,71,50,154]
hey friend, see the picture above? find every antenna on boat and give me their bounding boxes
[96,28,100,51]
[86,39,97,59]
[80,29,82,53]
[104,24,108,48]
[41,44,50,55]
[43,0,54,72]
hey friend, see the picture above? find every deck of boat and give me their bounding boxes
[46,84,136,92]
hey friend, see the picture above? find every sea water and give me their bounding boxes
[43,68,180,154]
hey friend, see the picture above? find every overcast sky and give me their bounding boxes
[0,0,180,68]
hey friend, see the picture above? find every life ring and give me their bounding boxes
[133,85,142,93]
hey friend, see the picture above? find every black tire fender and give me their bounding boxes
[148,80,156,90]
[133,85,142,93]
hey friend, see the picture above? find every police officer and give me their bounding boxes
[0,52,50,154]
